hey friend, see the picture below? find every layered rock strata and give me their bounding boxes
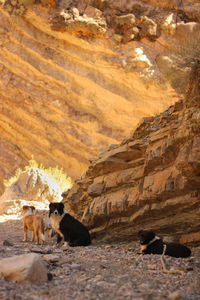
[63,90,200,244]
[0,4,178,195]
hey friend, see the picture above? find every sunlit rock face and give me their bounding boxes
[63,68,200,245]
[1,0,200,196]
[0,168,63,215]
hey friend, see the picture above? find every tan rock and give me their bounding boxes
[0,3,179,196]
[0,253,48,282]
[168,290,186,300]
[114,14,136,28]
[113,34,123,42]
[160,12,177,35]
[42,254,60,263]
[63,68,200,243]
[139,16,159,40]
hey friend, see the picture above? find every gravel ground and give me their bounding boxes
[0,219,200,300]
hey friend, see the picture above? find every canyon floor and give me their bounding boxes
[0,219,200,300]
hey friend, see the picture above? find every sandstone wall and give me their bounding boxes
[0,2,178,195]
[63,95,200,245]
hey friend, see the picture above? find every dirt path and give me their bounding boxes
[0,219,200,300]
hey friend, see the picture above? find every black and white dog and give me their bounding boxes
[49,202,91,247]
[138,230,191,258]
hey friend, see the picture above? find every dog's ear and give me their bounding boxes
[60,203,64,209]
[49,203,53,209]
[30,206,35,211]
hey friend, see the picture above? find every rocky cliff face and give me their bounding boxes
[63,63,200,245]
[0,0,200,197]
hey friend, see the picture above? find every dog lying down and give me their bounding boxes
[21,205,45,245]
[49,202,91,247]
[138,230,191,258]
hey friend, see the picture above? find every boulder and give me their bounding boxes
[139,16,159,40]
[52,7,106,38]
[0,253,49,282]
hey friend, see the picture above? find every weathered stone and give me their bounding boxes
[3,240,13,246]
[42,254,60,263]
[114,14,136,28]
[168,290,186,300]
[58,7,106,38]
[160,12,177,35]
[123,26,140,42]
[114,33,122,42]
[0,253,48,282]
[139,16,159,40]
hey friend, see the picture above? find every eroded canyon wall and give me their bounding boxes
[63,64,200,245]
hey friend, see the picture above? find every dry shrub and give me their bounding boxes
[166,30,200,95]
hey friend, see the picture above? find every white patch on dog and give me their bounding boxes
[141,236,161,252]
[50,210,65,239]
[22,207,35,217]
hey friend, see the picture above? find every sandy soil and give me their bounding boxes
[0,219,200,300]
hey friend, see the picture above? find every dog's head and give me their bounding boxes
[21,205,35,216]
[49,202,64,218]
[138,230,156,245]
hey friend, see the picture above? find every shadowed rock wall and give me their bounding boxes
[63,73,200,244]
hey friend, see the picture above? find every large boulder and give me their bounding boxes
[0,253,49,282]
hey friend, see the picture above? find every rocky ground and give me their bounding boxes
[0,219,200,300]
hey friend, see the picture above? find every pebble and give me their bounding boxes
[42,254,60,263]
[168,290,186,300]
[3,240,14,246]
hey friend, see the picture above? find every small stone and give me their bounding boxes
[105,245,111,249]
[61,242,69,250]
[72,7,79,18]
[168,290,186,300]
[53,248,63,253]
[28,245,50,254]
[42,254,60,263]
[3,240,13,246]
[115,14,136,27]
[70,263,81,270]
[62,263,81,270]
[114,34,122,42]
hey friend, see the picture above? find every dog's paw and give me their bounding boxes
[61,242,69,250]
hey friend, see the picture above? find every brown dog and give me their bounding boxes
[22,205,45,245]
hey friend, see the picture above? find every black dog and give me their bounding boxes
[49,202,91,247]
[138,230,191,258]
